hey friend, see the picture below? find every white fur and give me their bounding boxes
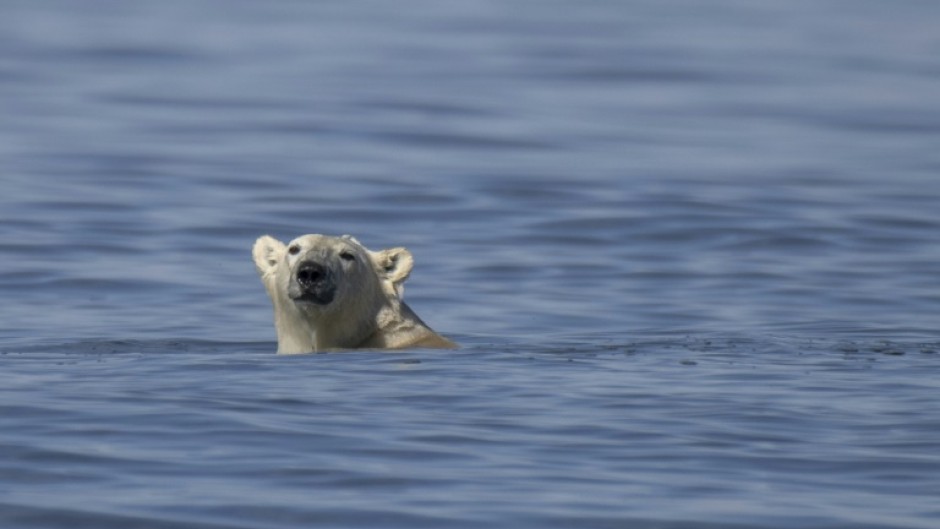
[253,234,455,354]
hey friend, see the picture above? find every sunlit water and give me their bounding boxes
[2,1,939,528]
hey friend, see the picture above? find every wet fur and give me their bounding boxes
[253,234,456,354]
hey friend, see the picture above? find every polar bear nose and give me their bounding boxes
[296,262,327,288]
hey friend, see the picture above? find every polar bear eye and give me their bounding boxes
[339,251,356,262]
[288,245,301,256]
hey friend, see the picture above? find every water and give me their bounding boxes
[1,1,939,527]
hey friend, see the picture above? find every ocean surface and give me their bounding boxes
[2,1,939,528]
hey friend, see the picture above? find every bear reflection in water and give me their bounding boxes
[252,234,457,354]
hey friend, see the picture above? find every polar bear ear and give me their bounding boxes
[252,235,287,277]
[374,247,414,296]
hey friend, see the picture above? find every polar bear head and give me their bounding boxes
[252,234,417,353]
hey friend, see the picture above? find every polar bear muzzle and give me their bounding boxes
[289,259,336,305]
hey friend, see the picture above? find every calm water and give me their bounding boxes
[2,1,939,528]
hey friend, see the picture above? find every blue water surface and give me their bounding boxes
[1,1,939,528]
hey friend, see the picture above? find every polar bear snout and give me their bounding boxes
[296,261,326,287]
[289,259,336,305]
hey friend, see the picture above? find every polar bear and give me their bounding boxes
[252,233,457,354]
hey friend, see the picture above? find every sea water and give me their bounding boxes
[1,1,938,528]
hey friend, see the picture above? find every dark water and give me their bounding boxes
[2,1,939,528]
